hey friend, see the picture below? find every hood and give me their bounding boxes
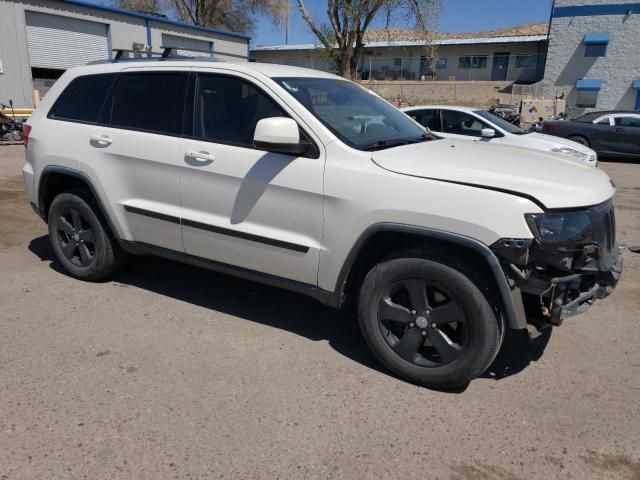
[371,139,614,209]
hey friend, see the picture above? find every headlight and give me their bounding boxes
[525,211,593,245]
[550,146,587,161]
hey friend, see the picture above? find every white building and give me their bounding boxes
[0,0,250,108]
[251,23,549,83]
[543,0,640,112]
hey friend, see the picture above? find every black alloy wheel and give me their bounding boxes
[378,278,468,367]
[53,207,96,267]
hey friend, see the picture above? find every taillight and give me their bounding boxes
[22,124,32,148]
[542,124,559,133]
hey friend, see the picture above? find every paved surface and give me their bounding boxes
[1,145,639,480]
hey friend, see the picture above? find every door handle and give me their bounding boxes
[89,134,112,147]
[615,128,624,132]
[185,150,215,166]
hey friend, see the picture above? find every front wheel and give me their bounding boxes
[358,256,501,389]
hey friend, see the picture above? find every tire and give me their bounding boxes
[47,191,126,281]
[358,255,501,389]
[567,135,590,147]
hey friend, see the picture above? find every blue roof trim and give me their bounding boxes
[633,80,640,90]
[576,79,603,91]
[59,0,251,41]
[554,3,640,17]
[583,33,610,45]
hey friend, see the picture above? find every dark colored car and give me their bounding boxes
[542,111,640,159]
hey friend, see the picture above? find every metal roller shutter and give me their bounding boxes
[162,34,213,57]
[25,11,109,69]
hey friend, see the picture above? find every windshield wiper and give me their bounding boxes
[361,133,433,151]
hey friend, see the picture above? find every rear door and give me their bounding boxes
[178,70,325,285]
[77,68,188,251]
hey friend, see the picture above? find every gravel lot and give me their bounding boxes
[1,144,639,480]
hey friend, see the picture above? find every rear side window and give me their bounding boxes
[408,109,439,131]
[109,72,187,135]
[48,74,116,123]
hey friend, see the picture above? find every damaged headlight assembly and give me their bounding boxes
[525,210,593,247]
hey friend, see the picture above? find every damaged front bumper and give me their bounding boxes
[492,236,623,327]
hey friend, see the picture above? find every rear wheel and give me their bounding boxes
[48,191,126,281]
[358,256,501,389]
[567,135,590,147]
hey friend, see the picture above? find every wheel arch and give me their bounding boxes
[38,166,121,239]
[336,224,526,330]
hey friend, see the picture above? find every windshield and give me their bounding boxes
[274,77,435,150]
[474,110,529,135]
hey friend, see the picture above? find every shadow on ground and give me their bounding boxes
[28,235,552,391]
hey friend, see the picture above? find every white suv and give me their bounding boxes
[22,59,622,388]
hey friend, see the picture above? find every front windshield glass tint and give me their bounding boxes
[274,77,428,150]
[474,109,527,134]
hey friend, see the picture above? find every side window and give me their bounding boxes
[109,72,187,135]
[595,117,611,125]
[408,109,439,131]
[614,116,640,128]
[441,110,486,136]
[48,74,116,123]
[192,74,286,148]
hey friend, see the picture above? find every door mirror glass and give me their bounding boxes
[481,128,496,138]
[254,117,308,156]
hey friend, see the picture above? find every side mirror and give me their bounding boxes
[481,128,496,138]
[253,117,308,156]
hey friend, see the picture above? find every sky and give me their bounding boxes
[253,0,553,47]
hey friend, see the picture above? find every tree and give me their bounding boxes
[296,0,439,79]
[170,0,288,34]
[116,0,162,15]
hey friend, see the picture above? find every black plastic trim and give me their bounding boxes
[335,223,527,330]
[37,166,121,238]
[124,204,310,253]
[181,218,310,253]
[120,240,337,307]
[123,205,180,224]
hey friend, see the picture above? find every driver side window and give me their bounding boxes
[441,110,486,137]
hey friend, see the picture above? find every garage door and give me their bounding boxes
[25,11,109,69]
[162,34,213,57]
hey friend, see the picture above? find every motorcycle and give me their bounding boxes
[0,100,23,142]
[488,103,522,127]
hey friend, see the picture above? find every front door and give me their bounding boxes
[178,70,325,285]
[491,52,510,81]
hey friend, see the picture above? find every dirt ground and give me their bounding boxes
[1,144,639,480]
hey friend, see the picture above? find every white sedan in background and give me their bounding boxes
[402,105,598,166]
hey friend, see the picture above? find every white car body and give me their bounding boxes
[22,59,621,387]
[402,105,598,166]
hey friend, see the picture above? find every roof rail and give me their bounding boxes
[88,47,227,64]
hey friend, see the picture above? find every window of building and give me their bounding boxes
[575,79,602,108]
[583,33,609,57]
[110,72,187,135]
[435,58,448,69]
[192,74,286,148]
[458,56,487,69]
[48,73,116,123]
[393,57,402,66]
[514,54,537,69]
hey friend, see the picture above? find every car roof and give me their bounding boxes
[402,105,481,113]
[573,110,640,121]
[69,59,343,80]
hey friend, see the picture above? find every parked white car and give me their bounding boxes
[23,58,621,389]
[402,105,598,166]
